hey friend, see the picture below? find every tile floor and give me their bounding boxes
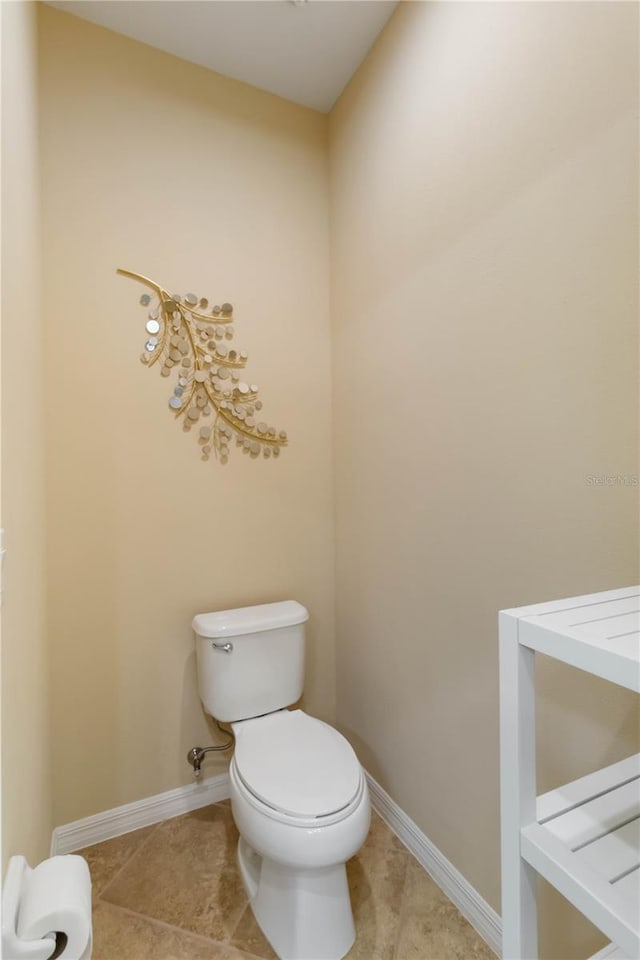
[80,801,495,960]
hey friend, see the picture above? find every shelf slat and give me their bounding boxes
[521,823,640,959]
[568,612,640,640]
[501,587,640,621]
[517,619,639,691]
[612,867,640,905]
[535,596,640,629]
[588,946,628,959]
[543,780,640,849]
[501,586,640,692]
[577,819,640,883]
[538,755,640,823]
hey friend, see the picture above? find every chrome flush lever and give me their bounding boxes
[211,641,233,653]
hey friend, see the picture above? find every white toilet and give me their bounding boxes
[193,600,370,960]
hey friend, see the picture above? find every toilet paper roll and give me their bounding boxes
[16,856,92,960]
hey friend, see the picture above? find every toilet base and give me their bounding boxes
[237,837,356,960]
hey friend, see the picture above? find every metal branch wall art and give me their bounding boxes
[118,269,287,464]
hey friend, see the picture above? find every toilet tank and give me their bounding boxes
[193,601,308,723]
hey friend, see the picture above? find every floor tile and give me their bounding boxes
[92,901,250,960]
[394,857,495,960]
[101,804,247,942]
[344,811,410,960]
[86,802,496,960]
[78,825,157,898]
[230,904,278,960]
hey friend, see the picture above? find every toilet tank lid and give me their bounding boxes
[192,600,309,639]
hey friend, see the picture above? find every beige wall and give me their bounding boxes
[37,6,334,827]
[1,0,52,866]
[329,3,639,958]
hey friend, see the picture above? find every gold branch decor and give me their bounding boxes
[118,269,287,464]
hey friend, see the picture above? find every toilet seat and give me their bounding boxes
[233,710,362,820]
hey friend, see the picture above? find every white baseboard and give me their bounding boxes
[365,771,502,957]
[50,772,230,856]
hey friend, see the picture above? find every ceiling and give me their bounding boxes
[46,0,398,113]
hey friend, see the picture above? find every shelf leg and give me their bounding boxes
[500,612,538,959]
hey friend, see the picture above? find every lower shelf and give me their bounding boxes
[523,753,640,960]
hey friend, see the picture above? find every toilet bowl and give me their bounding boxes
[229,710,370,960]
[193,601,371,960]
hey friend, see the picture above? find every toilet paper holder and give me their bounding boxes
[2,854,92,960]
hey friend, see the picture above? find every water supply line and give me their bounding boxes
[187,721,234,778]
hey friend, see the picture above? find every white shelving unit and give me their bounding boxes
[499,586,640,960]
